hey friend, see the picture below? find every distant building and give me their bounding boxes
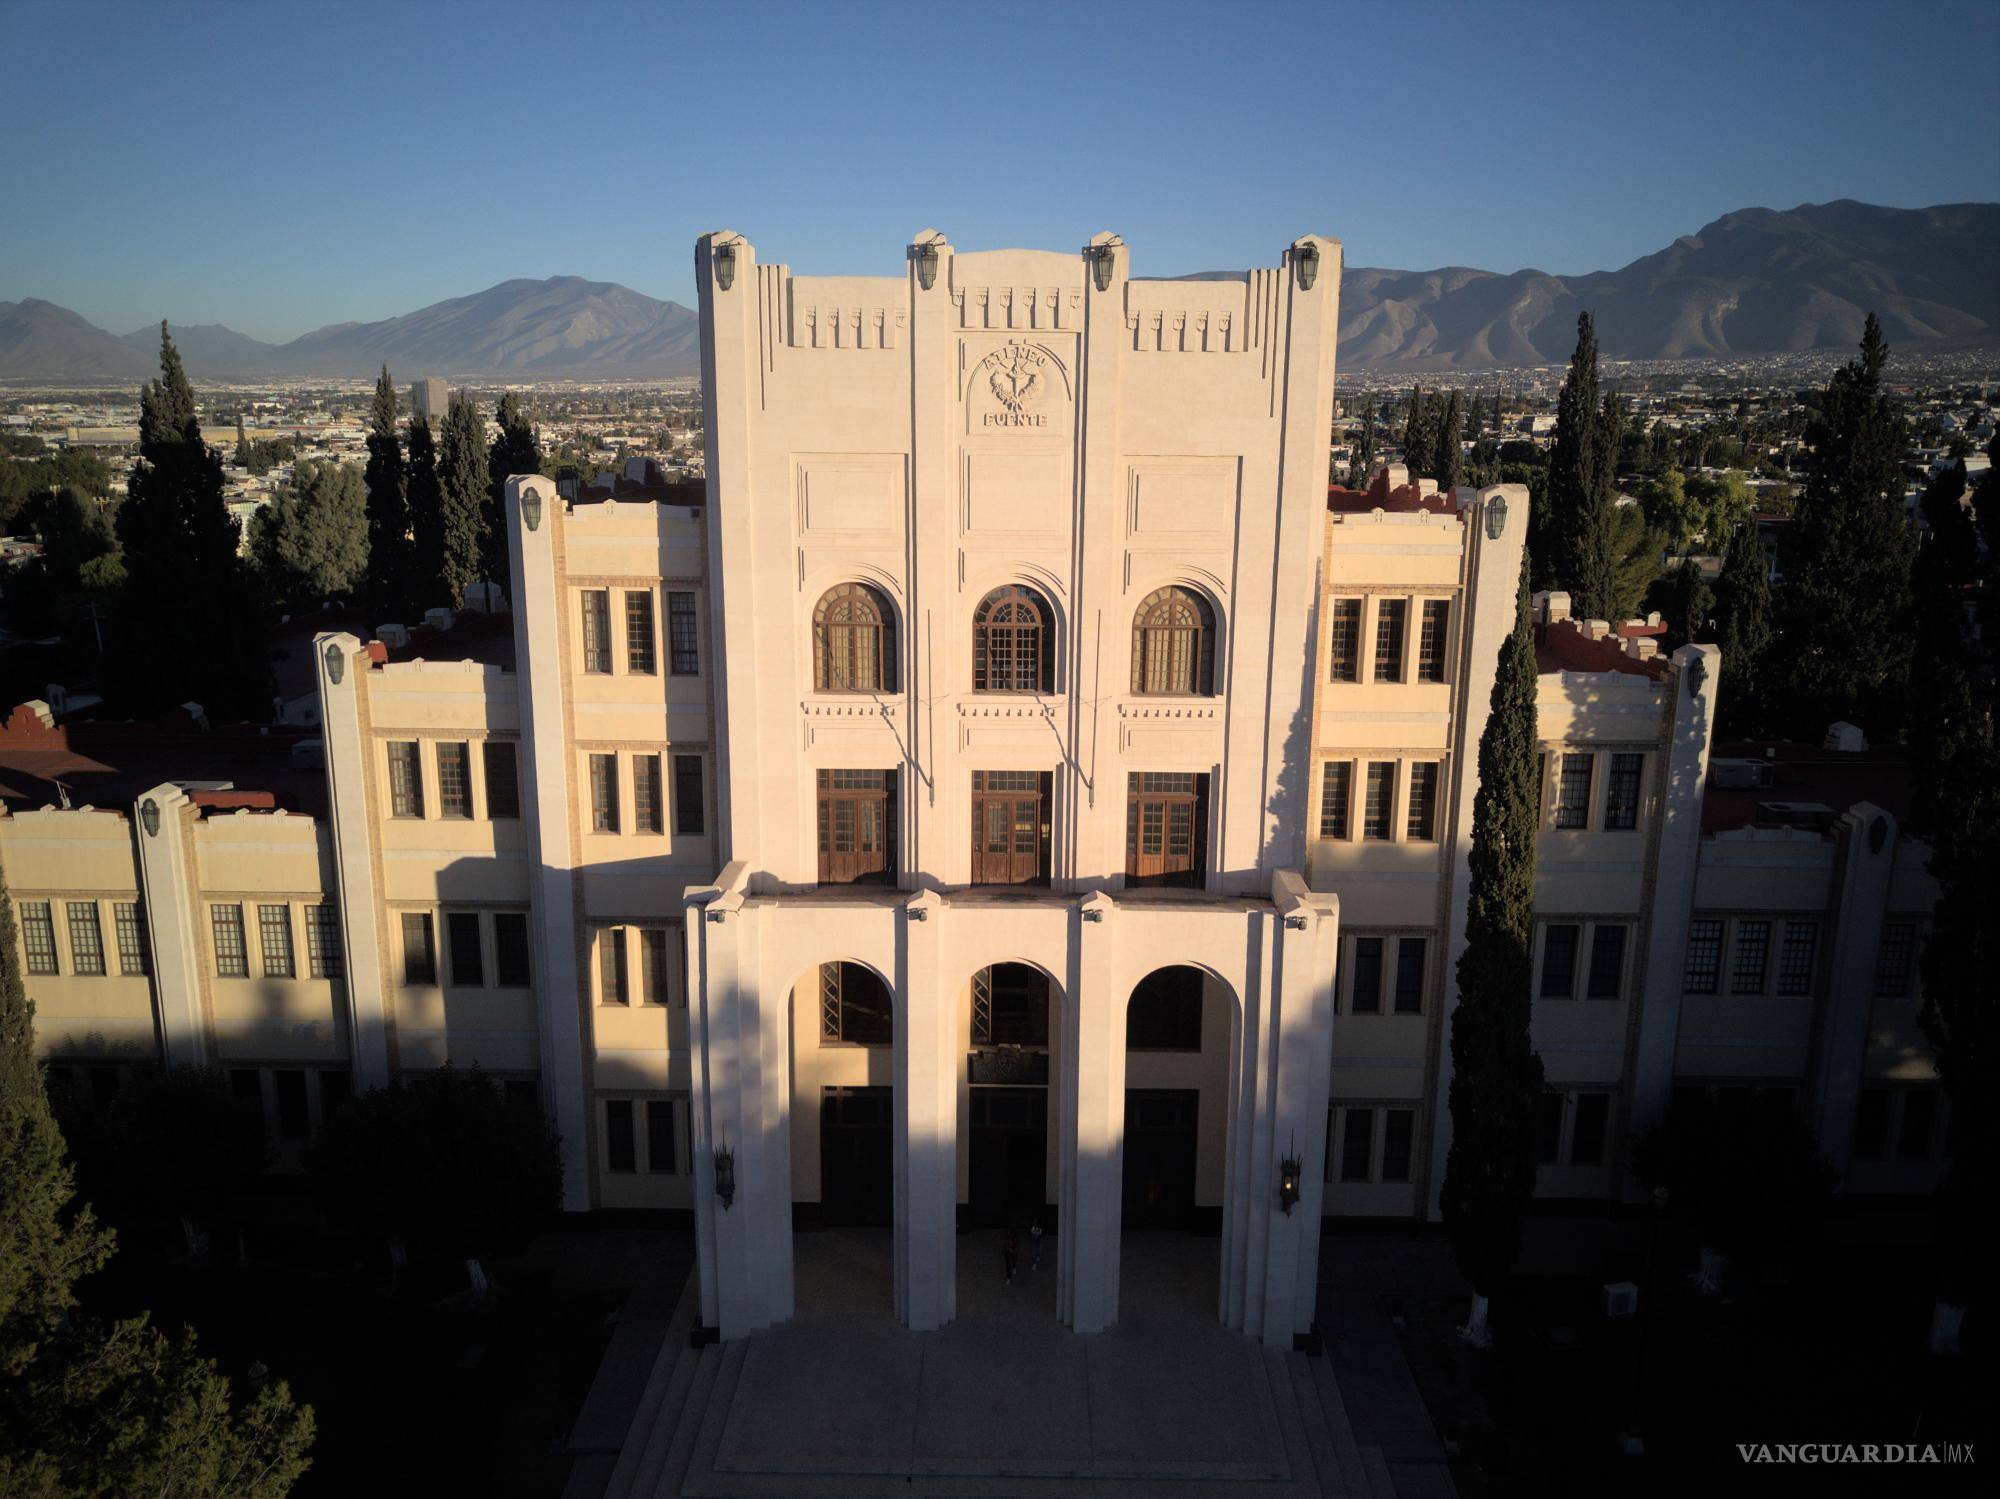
[410,379,449,421]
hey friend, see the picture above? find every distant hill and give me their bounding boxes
[6,202,1996,381]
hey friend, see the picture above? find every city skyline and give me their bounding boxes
[3,0,1996,341]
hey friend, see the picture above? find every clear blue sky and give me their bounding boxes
[3,0,1995,342]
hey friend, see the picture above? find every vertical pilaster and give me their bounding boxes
[314,632,391,1089]
[897,890,955,1328]
[1813,805,1898,1177]
[133,783,205,1067]
[1067,892,1120,1332]
[1072,235,1125,890]
[907,233,953,888]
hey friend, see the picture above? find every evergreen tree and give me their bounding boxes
[1713,516,1774,738]
[1544,313,1606,611]
[405,410,442,613]
[435,394,487,607]
[1779,315,1915,738]
[1439,563,1545,1344]
[486,392,541,592]
[250,460,369,609]
[1403,385,1432,473]
[362,366,411,616]
[113,325,268,721]
[1349,400,1378,486]
[1,877,313,1494]
[1434,389,1464,490]
[1649,555,1714,655]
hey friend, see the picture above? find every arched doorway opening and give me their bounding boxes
[1121,964,1236,1315]
[961,962,1056,1230]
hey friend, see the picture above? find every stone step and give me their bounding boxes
[1307,1348,1376,1499]
[1360,1444,1395,1499]
[601,1280,701,1499]
[644,1337,727,1498]
[1282,1351,1345,1497]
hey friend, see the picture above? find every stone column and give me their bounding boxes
[132,783,205,1068]
[313,631,391,1089]
[1813,805,1899,1178]
[897,890,955,1329]
[1065,892,1121,1333]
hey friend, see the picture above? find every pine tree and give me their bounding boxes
[486,392,541,593]
[1544,314,1617,618]
[1780,314,1915,737]
[436,394,487,607]
[1435,389,1464,490]
[114,325,268,720]
[405,410,443,612]
[1350,401,1378,486]
[1713,516,1773,737]
[1439,563,1545,1344]
[362,366,411,617]
[1403,385,1432,474]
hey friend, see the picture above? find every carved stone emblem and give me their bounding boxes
[975,344,1057,428]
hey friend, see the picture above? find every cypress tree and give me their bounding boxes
[1435,389,1464,490]
[1780,314,1914,737]
[114,325,268,720]
[436,393,487,607]
[1545,314,1617,619]
[1350,400,1378,486]
[405,410,442,612]
[1713,516,1773,737]
[486,392,542,593]
[1403,385,1432,473]
[363,366,411,617]
[1439,563,1545,1345]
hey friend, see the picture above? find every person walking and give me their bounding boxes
[1003,1227,1019,1285]
[1029,1218,1043,1271]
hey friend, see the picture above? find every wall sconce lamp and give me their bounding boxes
[1485,493,1509,540]
[323,641,344,686]
[913,242,939,291]
[1284,913,1308,931]
[140,798,161,838]
[1686,652,1708,698]
[907,906,928,922]
[713,242,737,292]
[1279,1138,1303,1215]
[520,485,543,533]
[713,1145,736,1210]
[1087,245,1115,293]
[705,908,727,924]
[1293,242,1320,293]
[1080,907,1104,924]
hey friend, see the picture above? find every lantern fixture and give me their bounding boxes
[1294,242,1320,292]
[713,241,736,292]
[713,1144,737,1210]
[913,242,939,291]
[520,484,543,533]
[1485,492,1509,540]
[1087,244,1115,293]
[1279,1138,1303,1216]
[140,798,161,838]
[323,641,344,686]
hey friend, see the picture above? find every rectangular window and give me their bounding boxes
[641,928,673,1005]
[1381,1108,1416,1182]
[273,1069,309,1140]
[668,591,700,676]
[212,904,248,978]
[1540,924,1579,998]
[258,904,294,978]
[66,902,105,976]
[1570,1092,1610,1165]
[1684,918,1723,993]
[1777,922,1818,996]
[581,589,611,674]
[1605,753,1643,830]
[1350,936,1384,1014]
[1417,600,1450,682]
[646,1099,679,1174]
[1406,762,1440,841]
[1852,1088,1890,1160]
[1587,924,1627,1000]
[1373,599,1407,682]
[1731,920,1771,995]
[400,912,436,985]
[589,753,620,833]
[114,902,151,976]
[1363,761,1395,840]
[633,754,664,834]
[446,912,483,987]
[674,755,706,836]
[493,912,531,987]
[20,901,57,974]
[1394,937,1426,1015]
[605,1099,636,1173]
[1555,752,1593,829]
[435,741,471,818]
[625,590,657,674]
[307,904,342,979]
[1897,1089,1937,1159]
[1535,1090,1565,1164]
[1873,923,1916,997]
[482,741,520,819]
[599,928,629,1005]
[1340,1106,1374,1182]
[388,741,424,818]
[1318,761,1353,841]
[1328,598,1361,683]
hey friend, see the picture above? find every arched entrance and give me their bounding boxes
[960,962,1057,1230]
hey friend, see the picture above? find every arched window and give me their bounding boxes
[814,583,896,692]
[973,584,1054,692]
[1130,586,1216,695]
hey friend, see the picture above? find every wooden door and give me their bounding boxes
[970,771,1050,885]
[817,769,894,884]
[1125,773,1206,888]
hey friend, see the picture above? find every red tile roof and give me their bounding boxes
[1534,621,1667,679]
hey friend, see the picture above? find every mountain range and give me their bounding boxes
[4,200,1996,382]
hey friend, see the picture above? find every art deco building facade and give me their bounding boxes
[0,232,1948,1350]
